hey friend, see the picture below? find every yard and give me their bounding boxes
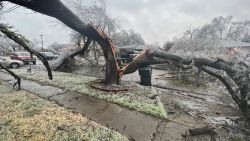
[0,81,128,141]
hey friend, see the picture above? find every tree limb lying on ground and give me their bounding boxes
[1,0,249,118]
[0,24,53,80]
[189,126,216,136]
[54,38,92,71]
[0,63,21,90]
[121,49,250,118]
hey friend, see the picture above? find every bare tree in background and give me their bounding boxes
[0,0,249,118]
[68,0,119,67]
[170,16,250,60]
[198,16,250,41]
[163,41,174,52]
[112,29,145,46]
[72,0,118,37]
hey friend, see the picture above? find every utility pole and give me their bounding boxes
[40,35,44,51]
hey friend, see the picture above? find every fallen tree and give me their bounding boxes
[1,0,249,118]
[1,0,120,85]
[121,50,250,118]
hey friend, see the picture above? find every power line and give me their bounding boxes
[1,5,20,14]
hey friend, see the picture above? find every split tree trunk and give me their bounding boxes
[3,0,250,117]
[4,0,120,85]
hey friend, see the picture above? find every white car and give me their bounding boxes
[0,56,24,69]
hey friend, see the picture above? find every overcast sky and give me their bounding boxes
[1,0,250,47]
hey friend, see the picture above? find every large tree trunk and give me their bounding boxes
[4,0,120,85]
[3,0,250,117]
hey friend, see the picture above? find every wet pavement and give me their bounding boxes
[0,71,162,141]
[49,92,162,141]
[1,70,242,141]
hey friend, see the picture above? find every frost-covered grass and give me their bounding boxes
[0,84,128,141]
[0,81,14,94]
[13,69,167,119]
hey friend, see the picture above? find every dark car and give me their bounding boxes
[120,51,138,63]
[10,52,36,65]
[41,52,58,60]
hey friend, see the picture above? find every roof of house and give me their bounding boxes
[219,40,250,48]
[118,44,156,50]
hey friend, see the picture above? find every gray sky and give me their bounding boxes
[1,0,250,47]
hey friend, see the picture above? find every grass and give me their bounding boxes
[13,69,167,119]
[0,81,14,94]
[230,136,246,141]
[0,83,128,141]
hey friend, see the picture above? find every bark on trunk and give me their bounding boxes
[3,0,250,117]
[4,0,120,85]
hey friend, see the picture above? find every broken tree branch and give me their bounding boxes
[199,67,241,107]
[0,23,53,80]
[0,63,21,90]
[4,0,120,85]
[70,38,92,58]
[2,0,249,117]
[121,49,250,117]
[189,126,216,136]
[54,38,92,71]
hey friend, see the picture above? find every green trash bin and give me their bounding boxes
[138,66,152,86]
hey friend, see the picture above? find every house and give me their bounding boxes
[219,40,250,53]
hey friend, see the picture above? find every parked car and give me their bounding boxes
[10,52,36,65]
[120,51,139,63]
[0,56,24,69]
[40,52,58,60]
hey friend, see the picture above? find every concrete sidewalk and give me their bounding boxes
[0,71,163,141]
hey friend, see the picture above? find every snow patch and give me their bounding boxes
[206,116,235,125]
[178,100,208,112]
